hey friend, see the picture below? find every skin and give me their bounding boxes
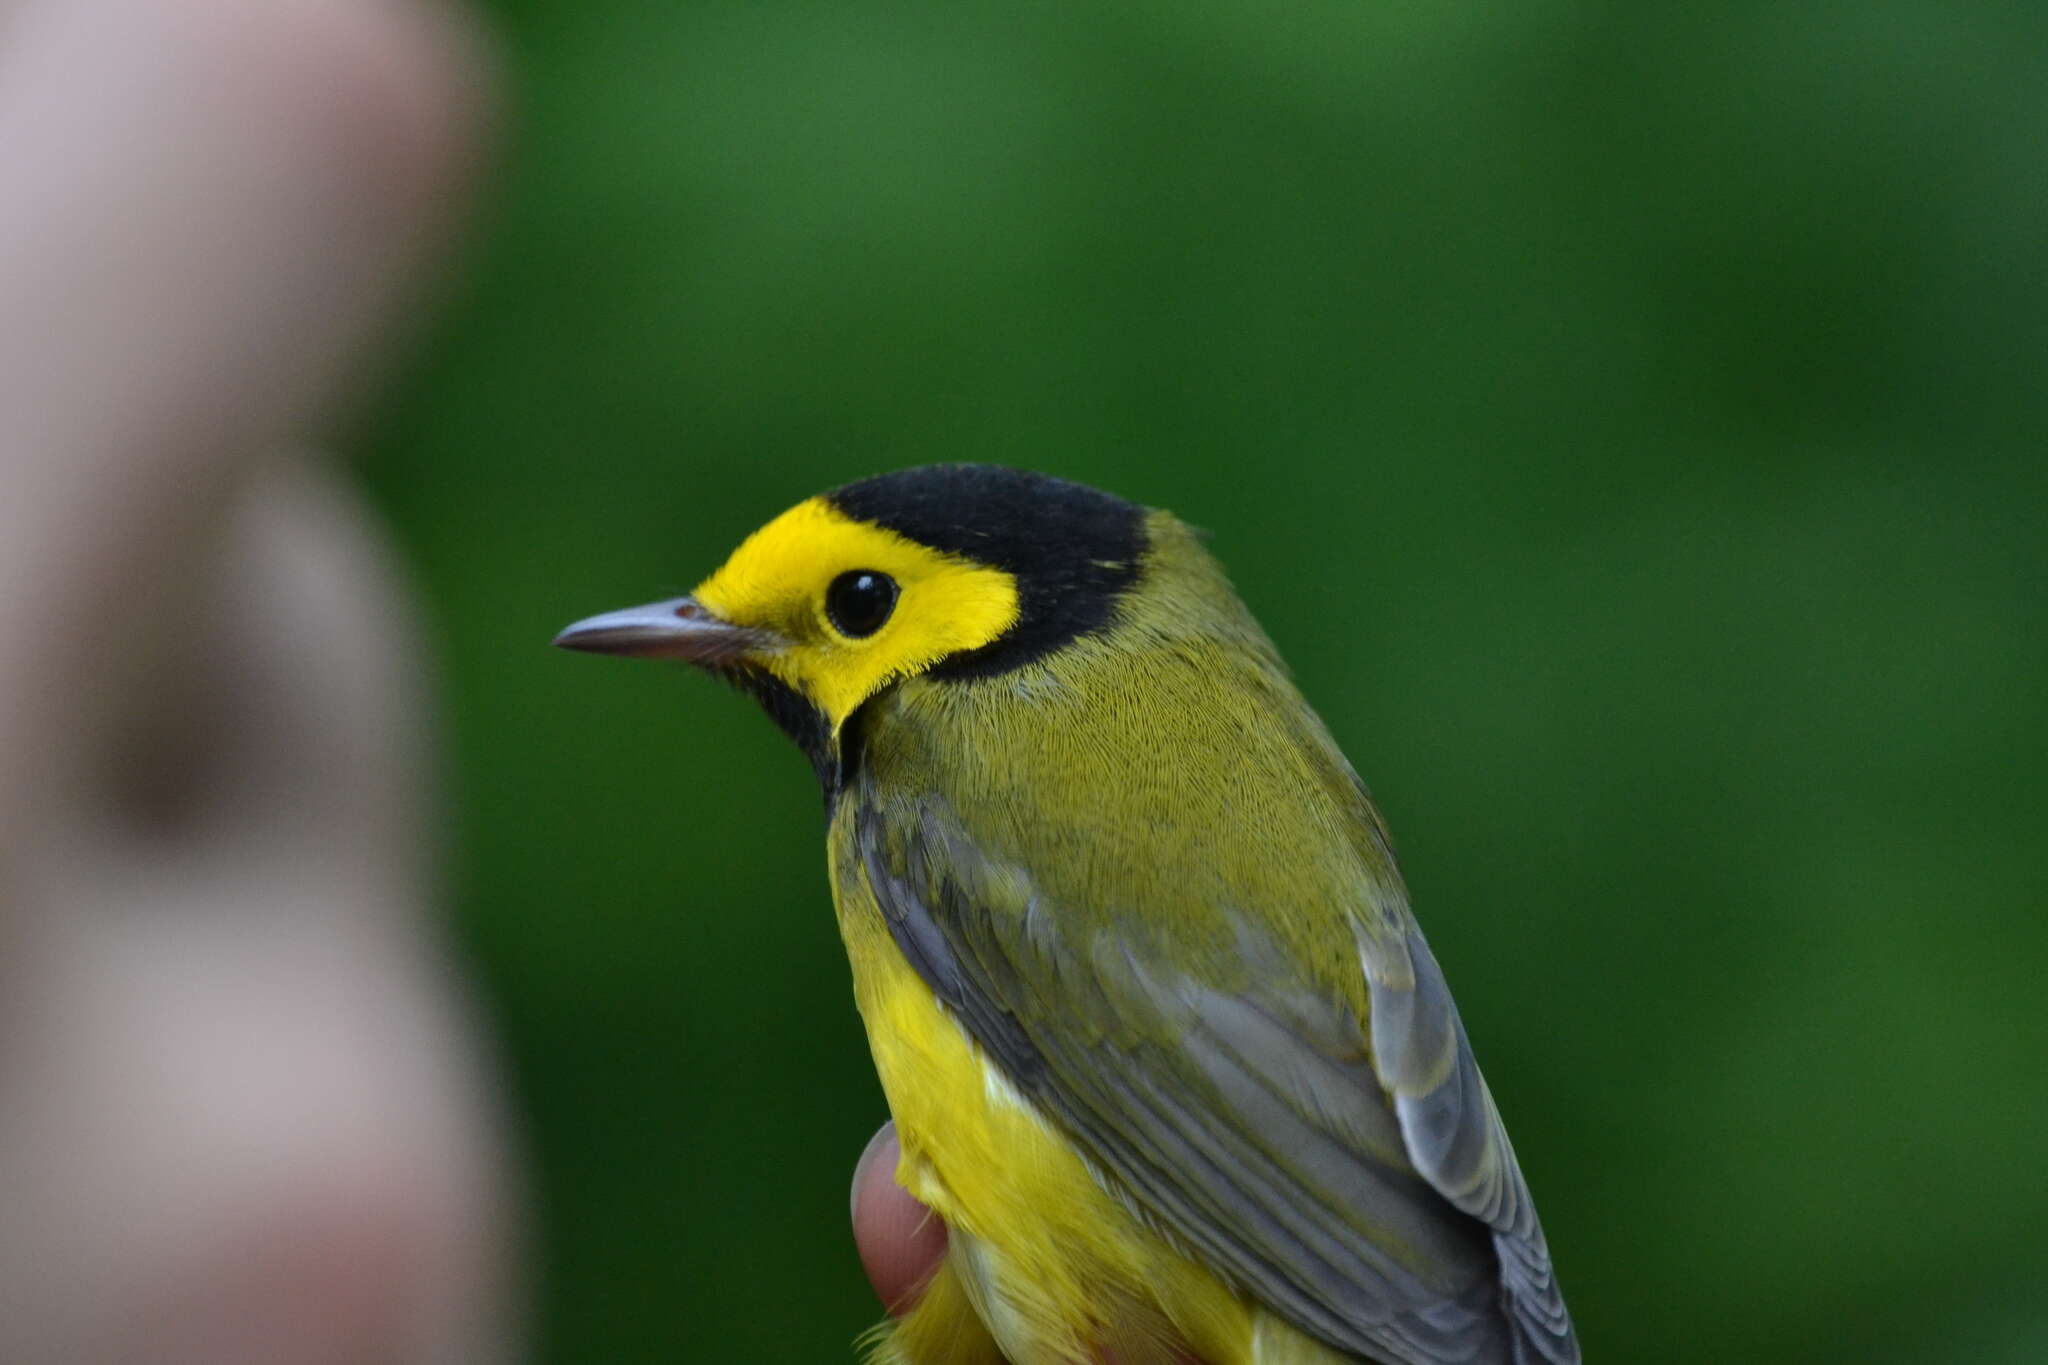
[0,2,513,1361]
[854,1122,954,1315]
[853,1122,1208,1365]
[0,8,1007,1358]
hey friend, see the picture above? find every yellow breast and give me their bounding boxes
[833,863,1344,1365]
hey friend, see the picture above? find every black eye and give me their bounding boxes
[825,570,898,638]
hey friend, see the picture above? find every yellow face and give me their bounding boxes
[693,497,1021,730]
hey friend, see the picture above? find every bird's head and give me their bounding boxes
[554,465,1146,786]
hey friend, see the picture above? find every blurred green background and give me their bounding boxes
[360,1,2047,1360]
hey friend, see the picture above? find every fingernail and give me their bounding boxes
[851,1119,896,1225]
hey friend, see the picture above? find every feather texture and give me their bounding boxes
[831,511,1579,1365]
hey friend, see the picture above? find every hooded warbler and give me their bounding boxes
[556,465,1579,1365]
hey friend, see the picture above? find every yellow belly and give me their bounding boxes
[838,888,1347,1365]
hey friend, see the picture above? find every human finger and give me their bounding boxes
[851,1121,950,1316]
[0,829,517,1365]
[850,1122,1213,1364]
[101,457,433,893]
[0,0,491,837]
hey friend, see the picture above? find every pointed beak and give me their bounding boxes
[552,597,778,668]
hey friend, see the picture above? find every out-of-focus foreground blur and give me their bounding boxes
[361,2,2046,1361]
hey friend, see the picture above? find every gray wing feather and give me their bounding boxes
[1366,926,1579,1364]
[857,800,1578,1365]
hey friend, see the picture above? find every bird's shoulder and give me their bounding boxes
[850,618,1412,1000]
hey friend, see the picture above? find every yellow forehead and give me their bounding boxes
[693,497,1020,725]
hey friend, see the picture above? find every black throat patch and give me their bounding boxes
[827,465,1147,679]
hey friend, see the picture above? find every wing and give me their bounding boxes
[1362,908,1577,1363]
[850,795,1579,1365]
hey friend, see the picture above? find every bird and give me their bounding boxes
[554,465,1579,1365]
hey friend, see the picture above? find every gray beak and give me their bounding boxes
[552,596,778,667]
